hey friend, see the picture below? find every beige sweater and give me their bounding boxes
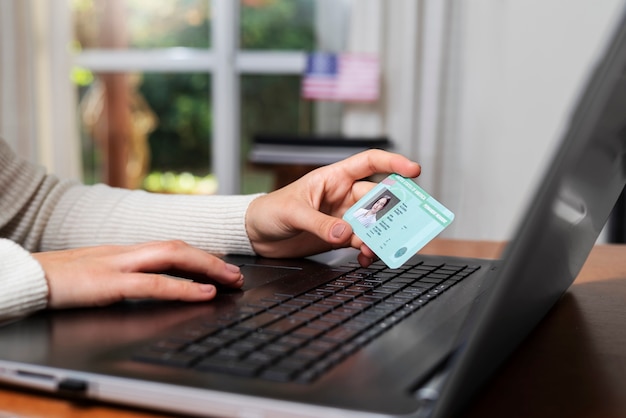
[0,138,259,321]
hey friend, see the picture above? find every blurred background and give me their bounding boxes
[0,0,624,241]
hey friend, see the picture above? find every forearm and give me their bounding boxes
[41,184,261,255]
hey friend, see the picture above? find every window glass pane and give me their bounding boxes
[73,0,210,49]
[240,0,315,50]
[241,75,305,194]
[77,72,214,194]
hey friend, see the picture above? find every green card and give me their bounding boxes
[343,174,455,268]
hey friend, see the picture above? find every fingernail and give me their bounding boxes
[332,223,347,239]
[225,263,240,274]
[199,284,215,293]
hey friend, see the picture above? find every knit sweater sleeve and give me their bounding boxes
[40,184,261,255]
[0,239,48,322]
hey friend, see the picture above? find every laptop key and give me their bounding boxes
[260,366,298,382]
[236,312,282,331]
[322,326,360,343]
[263,317,307,334]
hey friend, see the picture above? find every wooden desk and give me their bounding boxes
[1,239,625,418]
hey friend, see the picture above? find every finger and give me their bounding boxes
[120,273,220,302]
[329,149,421,182]
[359,244,377,259]
[358,243,379,267]
[119,241,244,288]
[357,252,375,267]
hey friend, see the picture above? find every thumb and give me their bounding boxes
[328,219,353,244]
[289,205,353,245]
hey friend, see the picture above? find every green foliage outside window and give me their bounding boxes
[240,0,314,50]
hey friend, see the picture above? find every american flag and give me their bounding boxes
[301,52,380,102]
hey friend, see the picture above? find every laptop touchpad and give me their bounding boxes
[240,264,302,290]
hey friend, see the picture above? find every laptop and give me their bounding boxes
[2,7,626,418]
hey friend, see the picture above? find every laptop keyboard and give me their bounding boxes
[133,260,481,383]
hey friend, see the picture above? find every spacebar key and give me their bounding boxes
[195,357,262,377]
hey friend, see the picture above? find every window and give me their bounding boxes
[72,0,353,194]
[73,0,214,191]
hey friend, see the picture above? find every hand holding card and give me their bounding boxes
[343,174,454,268]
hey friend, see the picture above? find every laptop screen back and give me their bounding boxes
[433,7,626,417]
